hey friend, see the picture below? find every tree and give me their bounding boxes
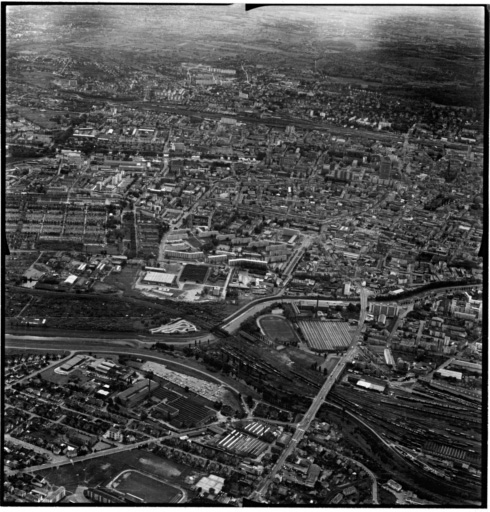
[202,241,214,252]
[245,395,255,409]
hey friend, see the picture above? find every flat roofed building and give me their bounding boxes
[229,258,268,269]
[387,479,402,492]
[142,271,177,286]
[435,368,463,380]
[59,354,86,373]
[84,487,125,505]
[64,274,78,285]
[116,379,159,408]
[451,359,482,373]
[357,380,385,393]
[196,475,225,494]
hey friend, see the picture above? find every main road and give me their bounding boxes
[218,280,480,334]
[4,329,215,345]
[15,424,208,476]
[251,287,368,501]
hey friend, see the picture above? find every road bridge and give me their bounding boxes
[250,287,369,501]
[16,425,205,475]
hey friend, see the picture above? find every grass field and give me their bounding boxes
[41,366,85,386]
[325,356,340,374]
[258,315,298,343]
[13,105,60,130]
[35,449,194,495]
[111,470,182,503]
[103,267,140,295]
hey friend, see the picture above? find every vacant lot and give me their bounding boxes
[103,266,140,295]
[258,315,298,344]
[111,470,182,503]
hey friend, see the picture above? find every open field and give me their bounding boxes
[325,356,341,374]
[110,470,182,503]
[258,315,298,344]
[10,105,61,130]
[298,320,352,352]
[284,346,325,368]
[21,70,58,89]
[41,365,85,386]
[34,449,194,494]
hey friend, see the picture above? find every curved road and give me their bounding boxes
[340,453,379,504]
[5,338,243,397]
[219,281,481,333]
[319,446,378,504]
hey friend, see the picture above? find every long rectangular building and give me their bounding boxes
[142,271,177,286]
[298,320,351,352]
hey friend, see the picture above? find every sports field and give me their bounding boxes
[298,320,352,352]
[34,449,193,495]
[258,315,298,343]
[111,470,182,503]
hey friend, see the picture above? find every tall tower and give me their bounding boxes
[403,132,409,157]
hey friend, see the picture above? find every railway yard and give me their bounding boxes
[328,377,482,500]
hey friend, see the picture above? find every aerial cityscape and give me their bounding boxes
[3,4,485,507]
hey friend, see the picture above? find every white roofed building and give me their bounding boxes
[142,271,177,286]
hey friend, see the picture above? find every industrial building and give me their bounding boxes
[141,271,177,287]
[57,355,87,374]
[116,379,159,408]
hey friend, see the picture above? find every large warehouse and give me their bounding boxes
[298,320,351,352]
[142,271,177,287]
